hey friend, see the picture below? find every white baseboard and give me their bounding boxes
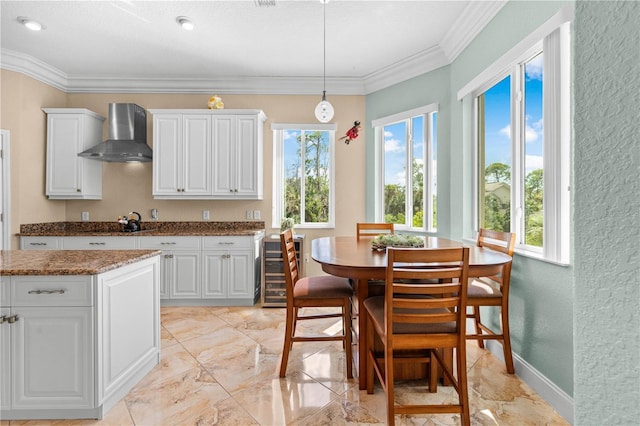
[485,340,574,425]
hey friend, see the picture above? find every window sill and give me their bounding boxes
[462,237,570,267]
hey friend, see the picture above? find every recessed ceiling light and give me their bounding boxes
[176,16,195,31]
[17,16,43,31]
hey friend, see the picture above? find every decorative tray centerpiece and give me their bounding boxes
[370,234,425,251]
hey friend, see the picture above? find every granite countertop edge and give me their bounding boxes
[18,221,266,237]
[1,249,162,276]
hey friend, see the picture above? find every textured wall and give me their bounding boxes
[573,1,640,424]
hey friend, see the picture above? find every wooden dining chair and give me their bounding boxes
[356,222,394,239]
[364,246,471,426]
[279,229,353,378]
[466,228,516,374]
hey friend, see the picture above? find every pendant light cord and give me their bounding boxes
[322,0,326,98]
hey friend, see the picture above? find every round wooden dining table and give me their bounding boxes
[311,235,513,390]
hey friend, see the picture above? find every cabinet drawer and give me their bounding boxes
[20,237,62,250]
[138,236,201,250]
[63,236,137,250]
[11,276,93,307]
[203,236,251,250]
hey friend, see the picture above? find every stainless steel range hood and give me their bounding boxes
[78,103,152,162]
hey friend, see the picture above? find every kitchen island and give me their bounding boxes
[1,249,161,420]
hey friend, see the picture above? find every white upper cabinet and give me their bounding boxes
[149,109,266,200]
[152,114,211,197]
[43,109,105,200]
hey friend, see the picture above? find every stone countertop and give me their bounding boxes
[0,250,162,276]
[19,221,266,237]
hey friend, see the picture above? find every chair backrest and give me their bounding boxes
[385,247,470,345]
[356,222,394,239]
[477,228,515,256]
[475,228,515,284]
[280,229,299,303]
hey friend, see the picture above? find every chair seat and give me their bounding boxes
[468,278,502,298]
[364,296,456,334]
[294,275,353,299]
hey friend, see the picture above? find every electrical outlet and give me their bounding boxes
[246,210,253,220]
[253,210,261,220]
[151,208,158,220]
[81,211,89,221]
[202,210,210,220]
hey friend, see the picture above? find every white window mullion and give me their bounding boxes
[299,131,307,225]
[424,114,432,231]
[405,119,414,229]
[271,129,285,229]
[511,68,525,242]
[543,23,570,263]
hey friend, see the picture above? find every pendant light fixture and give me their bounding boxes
[314,0,334,123]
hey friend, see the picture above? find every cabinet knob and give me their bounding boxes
[0,315,5,324]
[7,315,19,324]
[77,188,81,192]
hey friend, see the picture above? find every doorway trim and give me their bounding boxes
[1,130,11,250]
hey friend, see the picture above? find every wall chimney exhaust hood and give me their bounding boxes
[79,103,152,162]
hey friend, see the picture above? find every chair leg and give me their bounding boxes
[428,349,438,392]
[501,305,515,374]
[365,315,375,394]
[385,343,395,426]
[472,306,485,348]
[456,342,471,426]
[279,306,294,377]
[343,299,353,379]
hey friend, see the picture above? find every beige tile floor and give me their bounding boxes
[1,305,570,425]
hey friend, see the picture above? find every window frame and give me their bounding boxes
[468,19,571,264]
[372,104,438,232]
[272,123,336,230]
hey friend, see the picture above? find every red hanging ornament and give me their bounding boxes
[340,121,361,145]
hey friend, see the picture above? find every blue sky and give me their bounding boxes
[383,114,437,188]
[484,53,544,177]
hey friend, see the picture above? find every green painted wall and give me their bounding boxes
[365,0,575,397]
[573,1,640,423]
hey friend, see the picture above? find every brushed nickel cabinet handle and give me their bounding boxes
[0,315,6,324]
[7,315,19,323]
[27,289,66,295]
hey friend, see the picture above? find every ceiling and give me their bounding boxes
[0,0,506,95]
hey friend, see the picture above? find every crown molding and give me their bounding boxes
[440,0,509,62]
[0,49,68,92]
[0,2,507,95]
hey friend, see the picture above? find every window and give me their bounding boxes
[373,105,438,232]
[472,20,570,263]
[272,123,336,229]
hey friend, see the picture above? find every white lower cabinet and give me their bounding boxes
[202,236,260,305]
[12,306,94,410]
[18,233,264,306]
[165,251,201,298]
[1,278,11,411]
[138,236,202,301]
[0,257,160,420]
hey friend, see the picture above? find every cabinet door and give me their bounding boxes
[152,114,183,196]
[44,110,103,200]
[167,251,201,299]
[11,307,94,409]
[183,115,212,195]
[211,115,235,196]
[0,307,10,410]
[202,252,226,298]
[228,252,252,298]
[235,115,261,198]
